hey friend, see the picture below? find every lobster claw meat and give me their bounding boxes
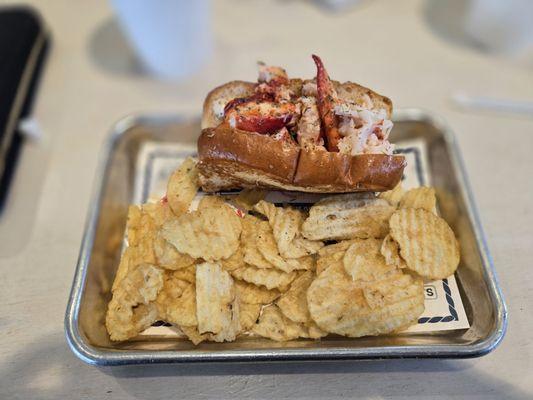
[312,54,341,152]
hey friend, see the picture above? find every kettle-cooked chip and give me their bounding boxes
[166,157,199,216]
[239,302,262,332]
[198,194,227,210]
[153,234,196,270]
[181,300,258,344]
[196,262,236,335]
[221,246,245,272]
[116,263,165,305]
[106,302,158,342]
[106,263,164,341]
[307,262,424,338]
[255,221,315,273]
[399,187,437,214]
[389,208,460,279]
[180,325,209,345]
[343,239,398,284]
[230,264,297,291]
[302,195,395,241]
[112,247,137,292]
[125,205,143,248]
[162,203,242,262]
[242,219,277,269]
[305,321,328,339]
[125,205,157,264]
[234,189,267,211]
[378,182,404,207]
[380,234,407,269]
[316,240,356,276]
[235,280,280,304]
[209,294,241,342]
[276,271,314,323]
[171,264,196,284]
[252,305,308,341]
[316,256,343,278]
[142,201,176,227]
[156,272,197,327]
[254,200,323,259]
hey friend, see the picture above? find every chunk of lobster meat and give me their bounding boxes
[272,127,294,143]
[225,101,298,135]
[312,54,341,152]
[256,63,293,102]
[258,63,289,85]
[297,97,323,148]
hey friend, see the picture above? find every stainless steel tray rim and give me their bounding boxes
[65,109,508,365]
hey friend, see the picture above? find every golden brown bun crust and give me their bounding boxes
[198,126,406,193]
[198,125,300,190]
[294,149,405,192]
[201,81,256,129]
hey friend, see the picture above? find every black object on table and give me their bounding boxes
[0,6,50,213]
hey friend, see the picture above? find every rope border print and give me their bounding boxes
[417,279,459,324]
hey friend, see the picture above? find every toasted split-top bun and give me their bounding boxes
[198,79,404,193]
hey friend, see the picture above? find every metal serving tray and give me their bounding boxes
[65,109,507,365]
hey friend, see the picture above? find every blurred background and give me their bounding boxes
[1,1,532,398]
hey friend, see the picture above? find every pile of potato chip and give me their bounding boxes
[106,158,460,344]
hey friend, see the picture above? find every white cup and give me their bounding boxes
[465,0,533,60]
[111,0,212,80]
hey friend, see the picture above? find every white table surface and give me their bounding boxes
[1,0,532,399]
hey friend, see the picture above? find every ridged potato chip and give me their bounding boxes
[209,295,241,343]
[198,194,226,210]
[305,321,328,339]
[142,201,175,227]
[302,195,395,241]
[167,157,199,216]
[112,247,137,292]
[125,205,157,264]
[307,262,424,338]
[276,271,314,323]
[230,264,297,291]
[252,305,308,341]
[399,187,437,214]
[115,263,164,304]
[316,240,356,276]
[180,300,259,345]
[156,272,197,327]
[106,302,158,342]
[221,246,245,272]
[162,203,242,261]
[235,279,280,304]
[378,182,404,207]
[254,200,323,259]
[196,262,236,335]
[153,234,195,270]
[239,302,262,332]
[106,263,164,341]
[255,221,315,273]
[180,325,208,345]
[389,208,460,279]
[125,203,195,272]
[171,264,196,284]
[242,219,277,269]
[234,189,267,211]
[380,234,407,269]
[343,239,398,284]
